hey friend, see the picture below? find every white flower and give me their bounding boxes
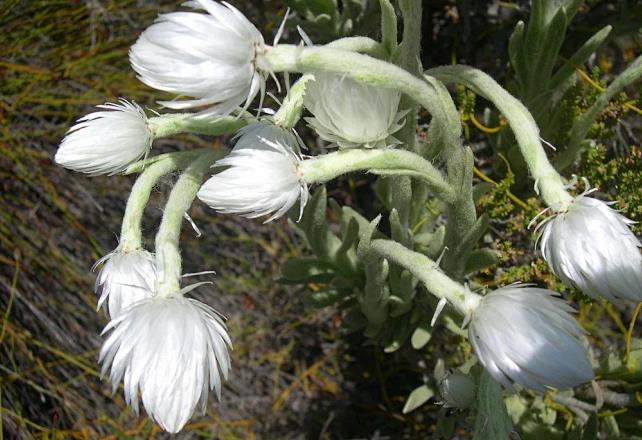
[129,0,268,116]
[468,286,593,392]
[99,295,232,433]
[197,122,308,221]
[303,71,405,149]
[94,249,157,318]
[55,100,152,175]
[536,194,642,303]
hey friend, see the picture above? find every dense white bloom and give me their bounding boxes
[129,0,268,116]
[537,194,642,302]
[55,100,152,175]
[468,286,593,393]
[94,249,156,318]
[99,295,232,433]
[303,72,405,149]
[197,122,308,221]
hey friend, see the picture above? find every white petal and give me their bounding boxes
[537,195,642,302]
[94,249,157,318]
[468,286,593,392]
[129,1,265,116]
[55,100,151,176]
[99,295,232,433]
[303,72,404,149]
[197,122,307,221]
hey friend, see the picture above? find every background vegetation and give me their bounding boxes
[1,0,641,438]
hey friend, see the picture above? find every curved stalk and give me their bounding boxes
[154,150,224,297]
[427,64,574,210]
[369,239,482,317]
[119,149,213,252]
[299,148,456,203]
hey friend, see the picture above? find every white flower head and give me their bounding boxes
[468,286,593,393]
[55,100,152,175]
[129,0,268,116]
[99,295,232,433]
[93,248,157,318]
[536,193,642,303]
[197,122,308,221]
[303,71,405,149]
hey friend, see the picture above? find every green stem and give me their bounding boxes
[148,113,251,139]
[369,239,482,316]
[299,149,455,203]
[263,45,462,147]
[155,150,224,297]
[326,37,387,58]
[556,53,642,170]
[119,149,212,251]
[427,64,574,209]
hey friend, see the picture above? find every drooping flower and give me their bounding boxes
[55,100,152,175]
[99,295,232,433]
[536,193,642,303]
[303,71,405,149]
[129,0,268,116]
[468,286,593,393]
[94,248,157,318]
[197,122,308,221]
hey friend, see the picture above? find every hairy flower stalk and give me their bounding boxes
[468,286,593,392]
[299,148,455,203]
[368,240,593,392]
[55,100,152,175]
[303,71,405,149]
[537,193,642,302]
[156,151,222,297]
[99,295,232,433]
[198,122,308,221]
[96,151,217,318]
[130,0,269,116]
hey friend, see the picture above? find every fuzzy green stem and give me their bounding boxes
[119,149,212,252]
[326,37,387,58]
[273,74,315,130]
[155,150,224,297]
[427,65,574,210]
[378,0,398,55]
[369,239,482,316]
[263,45,462,147]
[299,149,455,203]
[148,113,251,139]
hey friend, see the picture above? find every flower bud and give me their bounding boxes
[468,286,593,392]
[130,0,268,116]
[55,100,152,175]
[537,193,642,303]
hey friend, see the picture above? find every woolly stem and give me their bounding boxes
[119,149,212,252]
[148,113,251,139]
[369,239,482,316]
[427,64,574,210]
[154,150,223,297]
[299,148,456,203]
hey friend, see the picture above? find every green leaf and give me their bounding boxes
[304,289,342,308]
[402,384,434,414]
[377,0,397,55]
[473,182,494,202]
[582,414,598,440]
[549,25,612,93]
[411,321,432,350]
[465,249,499,274]
[473,371,513,440]
[300,187,341,261]
[281,257,335,282]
